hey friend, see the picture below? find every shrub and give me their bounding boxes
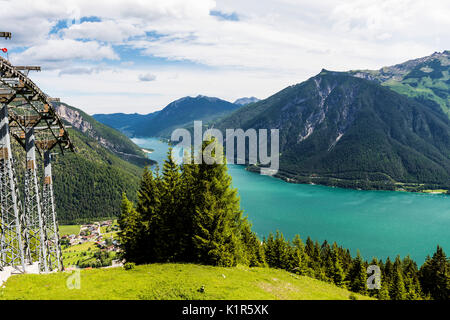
[124,262,136,270]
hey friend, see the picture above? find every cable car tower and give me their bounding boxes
[0,32,74,274]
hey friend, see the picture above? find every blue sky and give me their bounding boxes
[0,0,449,114]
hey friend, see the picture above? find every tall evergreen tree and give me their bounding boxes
[263,231,291,270]
[191,138,244,266]
[239,218,266,267]
[159,149,183,261]
[330,242,346,287]
[389,256,407,300]
[305,236,315,259]
[348,251,367,294]
[368,257,389,300]
[291,235,310,276]
[118,193,143,263]
[419,246,450,300]
[135,166,163,262]
[383,257,394,287]
[402,255,422,299]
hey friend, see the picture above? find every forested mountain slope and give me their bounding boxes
[12,103,153,224]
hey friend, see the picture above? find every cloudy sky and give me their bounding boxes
[1,0,449,114]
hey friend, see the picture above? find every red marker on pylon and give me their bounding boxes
[1,48,7,52]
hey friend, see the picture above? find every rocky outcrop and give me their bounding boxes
[56,104,93,134]
[55,103,151,166]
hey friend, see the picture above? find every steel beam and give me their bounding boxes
[14,66,41,72]
[0,32,11,39]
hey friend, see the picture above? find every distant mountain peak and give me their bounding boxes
[95,94,240,138]
[234,97,260,105]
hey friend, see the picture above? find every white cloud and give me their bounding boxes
[32,66,295,114]
[11,39,119,68]
[138,73,157,82]
[58,66,110,76]
[2,0,449,114]
[63,20,145,43]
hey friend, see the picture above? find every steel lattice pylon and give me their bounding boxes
[41,150,62,271]
[0,104,25,272]
[23,128,47,270]
[1,31,73,274]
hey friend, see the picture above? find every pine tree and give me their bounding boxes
[376,279,390,299]
[191,138,244,266]
[305,236,315,259]
[263,231,291,270]
[118,193,143,263]
[135,166,163,262]
[321,240,334,282]
[390,256,407,300]
[158,148,184,261]
[330,242,346,287]
[291,235,310,276]
[313,240,326,280]
[383,257,394,287]
[367,257,389,299]
[419,245,450,300]
[263,233,276,267]
[239,218,266,267]
[178,155,198,261]
[402,255,422,299]
[348,251,367,294]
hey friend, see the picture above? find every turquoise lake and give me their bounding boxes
[132,137,450,265]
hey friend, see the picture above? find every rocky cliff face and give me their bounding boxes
[56,104,116,151]
[55,103,152,167]
[56,103,93,134]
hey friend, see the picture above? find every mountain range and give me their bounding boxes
[93,95,241,138]
[215,69,450,191]
[92,51,450,192]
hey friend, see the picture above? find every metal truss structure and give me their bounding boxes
[0,32,74,274]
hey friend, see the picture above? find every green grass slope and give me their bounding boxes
[59,225,81,236]
[0,264,373,300]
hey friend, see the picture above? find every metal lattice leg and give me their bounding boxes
[0,104,25,272]
[42,150,62,271]
[23,128,47,271]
